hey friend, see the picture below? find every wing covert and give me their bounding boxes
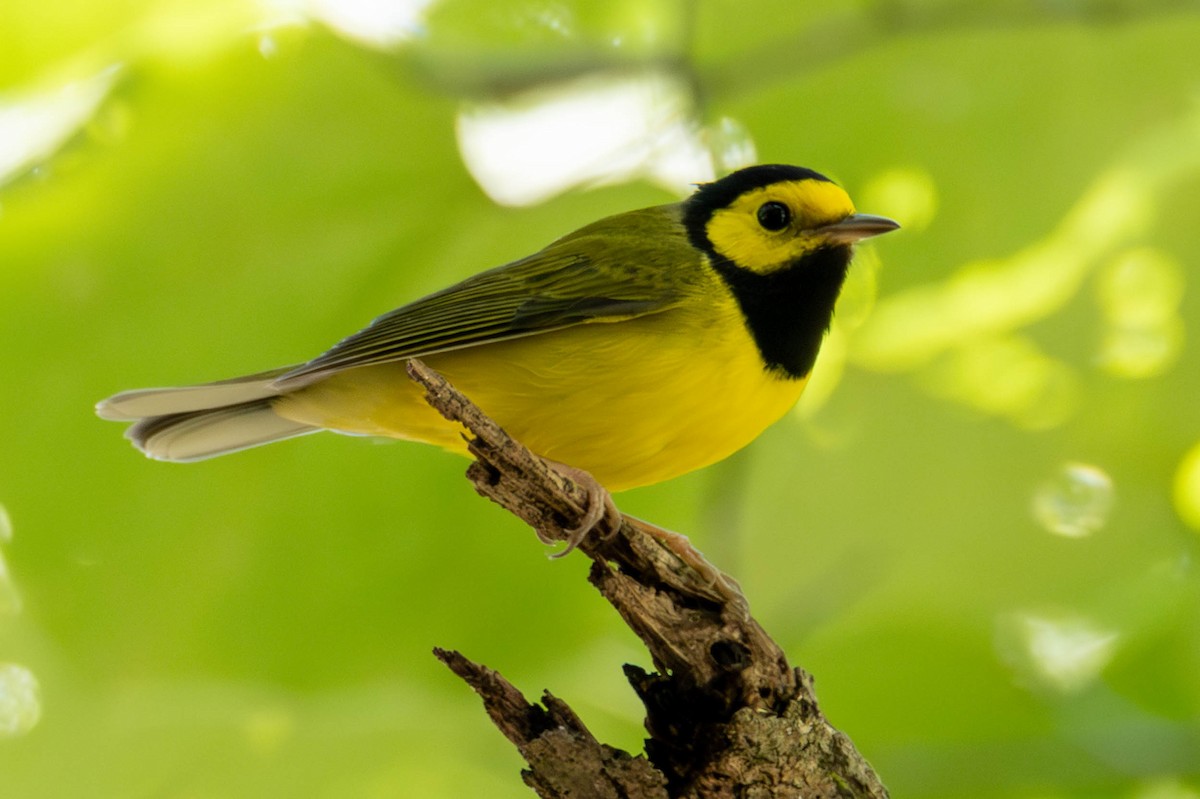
[274,206,694,389]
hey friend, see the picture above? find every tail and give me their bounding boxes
[95,367,320,462]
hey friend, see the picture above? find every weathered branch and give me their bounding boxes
[408,359,888,798]
[434,647,670,798]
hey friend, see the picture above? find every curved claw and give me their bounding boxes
[545,463,619,558]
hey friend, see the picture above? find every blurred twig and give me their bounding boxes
[701,0,1196,101]
[408,358,888,799]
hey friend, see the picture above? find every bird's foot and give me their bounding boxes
[542,462,747,613]
[538,461,622,556]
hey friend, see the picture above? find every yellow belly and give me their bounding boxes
[274,302,807,491]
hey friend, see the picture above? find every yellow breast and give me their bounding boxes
[275,293,807,492]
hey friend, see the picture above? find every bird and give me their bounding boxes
[98,164,897,499]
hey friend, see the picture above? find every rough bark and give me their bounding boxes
[408,359,888,799]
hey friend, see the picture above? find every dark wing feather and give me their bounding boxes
[273,205,693,389]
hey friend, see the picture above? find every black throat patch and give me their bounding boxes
[681,165,850,379]
[708,246,853,379]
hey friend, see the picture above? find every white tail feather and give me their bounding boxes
[126,400,318,462]
[95,367,295,421]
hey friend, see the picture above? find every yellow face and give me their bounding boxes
[703,178,856,274]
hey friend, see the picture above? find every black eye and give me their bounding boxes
[756,201,791,231]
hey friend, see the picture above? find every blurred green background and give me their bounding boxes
[2,1,1198,796]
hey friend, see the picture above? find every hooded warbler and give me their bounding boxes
[97,164,898,492]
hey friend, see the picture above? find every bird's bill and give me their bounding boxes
[818,213,901,244]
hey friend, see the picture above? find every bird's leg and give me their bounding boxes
[546,462,747,610]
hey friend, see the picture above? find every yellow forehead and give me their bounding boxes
[704,179,856,273]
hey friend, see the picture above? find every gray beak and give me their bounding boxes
[818,213,901,244]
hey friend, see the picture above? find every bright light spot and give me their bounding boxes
[1096,248,1186,326]
[257,33,279,58]
[1032,462,1114,538]
[0,504,18,616]
[529,3,574,37]
[860,167,938,231]
[0,553,19,617]
[0,66,121,188]
[1173,440,1200,532]
[1095,248,1186,379]
[918,334,1079,430]
[1062,169,1154,257]
[705,116,757,176]
[1098,320,1184,379]
[264,0,435,47]
[137,2,267,63]
[0,664,41,737]
[456,70,716,206]
[319,0,435,45]
[997,611,1119,694]
[1133,777,1200,799]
